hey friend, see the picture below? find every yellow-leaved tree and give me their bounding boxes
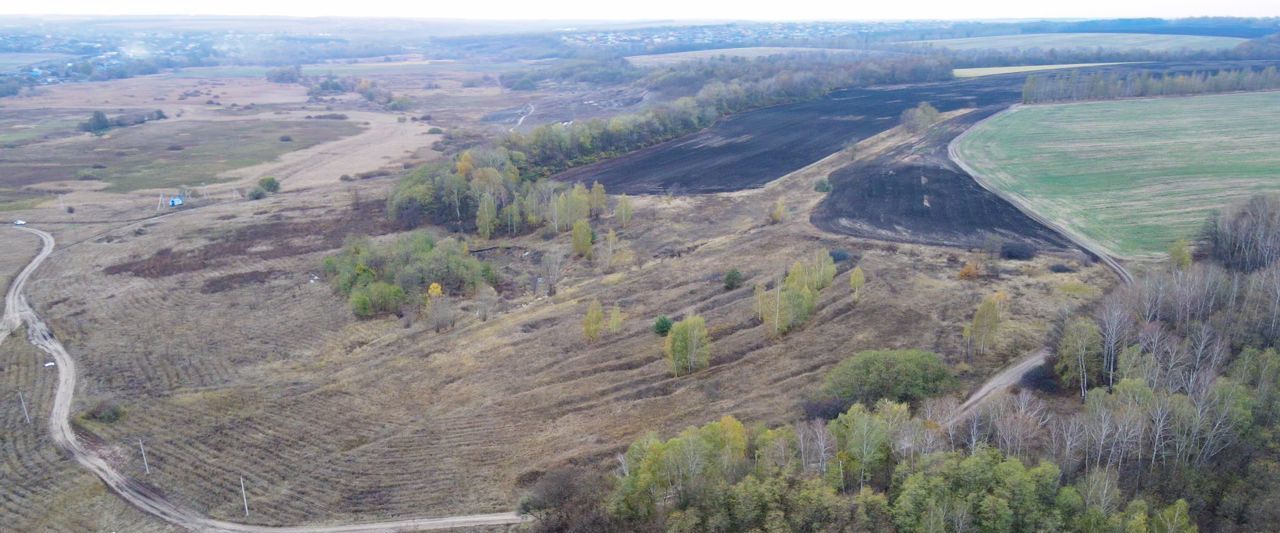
[583,299,604,342]
[664,315,710,377]
[849,266,866,301]
[572,219,593,258]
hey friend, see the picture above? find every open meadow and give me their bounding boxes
[0,118,364,193]
[952,90,1280,258]
[906,32,1247,51]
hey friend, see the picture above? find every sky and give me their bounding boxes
[4,0,1277,21]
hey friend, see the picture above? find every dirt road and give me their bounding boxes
[938,115,1137,425]
[4,225,525,532]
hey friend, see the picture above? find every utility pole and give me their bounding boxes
[138,438,150,475]
[18,392,30,424]
[240,476,249,517]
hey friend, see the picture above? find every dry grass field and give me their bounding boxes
[10,121,1112,525]
[0,230,176,531]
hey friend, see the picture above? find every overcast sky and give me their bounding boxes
[5,0,1277,21]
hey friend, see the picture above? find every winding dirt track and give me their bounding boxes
[941,115,1137,425]
[3,225,525,532]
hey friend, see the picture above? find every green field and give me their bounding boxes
[0,119,363,193]
[953,62,1132,78]
[909,33,1246,51]
[953,91,1280,258]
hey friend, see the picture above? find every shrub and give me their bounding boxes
[901,101,942,133]
[167,144,184,151]
[829,249,850,263]
[814,179,832,193]
[247,186,267,200]
[324,233,492,318]
[1049,263,1076,273]
[800,395,847,420]
[79,111,111,133]
[265,65,302,83]
[278,135,293,142]
[427,127,444,134]
[1000,241,1036,260]
[769,198,786,224]
[653,315,673,337]
[723,269,743,291]
[85,400,125,424]
[822,349,955,408]
[258,176,280,193]
[958,260,982,279]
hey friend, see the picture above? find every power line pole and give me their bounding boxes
[18,392,30,424]
[240,476,249,518]
[138,438,150,475]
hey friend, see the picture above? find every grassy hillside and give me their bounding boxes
[953,91,1280,257]
[909,32,1246,51]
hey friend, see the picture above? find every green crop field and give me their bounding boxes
[953,91,1280,258]
[909,33,1246,51]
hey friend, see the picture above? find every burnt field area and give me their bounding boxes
[560,60,1280,249]
[810,108,1074,250]
[558,60,1276,195]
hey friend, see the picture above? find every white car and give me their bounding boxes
[13,219,26,225]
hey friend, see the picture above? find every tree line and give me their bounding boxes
[524,393,1198,533]
[1022,66,1280,103]
[502,54,953,178]
[522,194,1280,531]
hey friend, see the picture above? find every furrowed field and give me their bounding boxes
[953,90,1280,258]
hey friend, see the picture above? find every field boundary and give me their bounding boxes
[948,107,1134,283]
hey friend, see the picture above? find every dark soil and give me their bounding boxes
[810,107,1074,250]
[104,200,395,278]
[560,60,1280,250]
[559,60,1278,195]
[553,72,1026,194]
